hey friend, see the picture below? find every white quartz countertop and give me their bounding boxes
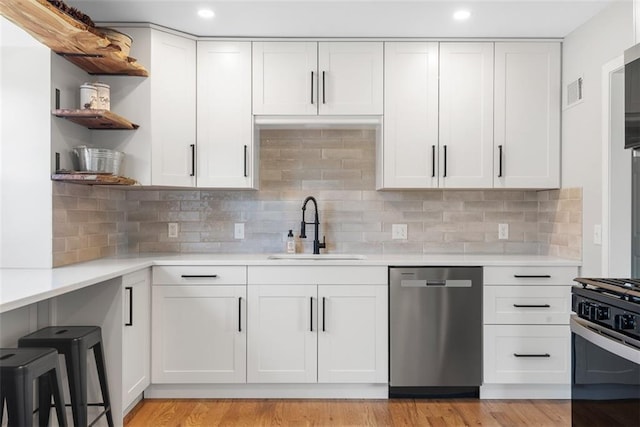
[0,253,581,314]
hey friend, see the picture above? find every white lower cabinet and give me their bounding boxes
[122,269,151,409]
[482,265,578,398]
[247,284,317,383]
[151,266,247,383]
[483,325,570,384]
[247,266,388,385]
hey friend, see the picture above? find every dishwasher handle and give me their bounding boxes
[400,279,472,288]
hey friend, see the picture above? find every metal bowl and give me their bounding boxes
[72,146,125,175]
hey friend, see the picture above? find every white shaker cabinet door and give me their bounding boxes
[122,269,151,409]
[317,285,388,384]
[150,30,196,187]
[383,42,439,188]
[318,42,383,115]
[494,42,561,188]
[151,285,246,383]
[439,42,494,188]
[252,42,318,115]
[247,285,318,383]
[197,41,254,188]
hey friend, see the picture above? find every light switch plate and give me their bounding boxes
[168,222,178,238]
[593,224,602,245]
[392,224,408,240]
[498,223,509,240]
[234,223,245,239]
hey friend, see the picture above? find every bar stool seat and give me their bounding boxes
[0,347,68,427]
[19,326,114,427]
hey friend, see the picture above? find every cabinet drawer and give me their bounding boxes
[248,266,387,285]
[153,266,246,285]
[484,286,571,325]
[484,266,578,285]
[483,325,570,384]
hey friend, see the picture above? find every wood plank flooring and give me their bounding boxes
[124,399,571,426]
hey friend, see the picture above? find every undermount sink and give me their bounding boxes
[267,254,367,260]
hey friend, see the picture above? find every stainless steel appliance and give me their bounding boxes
[571,278,640,426]
[389,266,482,397]
[625,45,640,276]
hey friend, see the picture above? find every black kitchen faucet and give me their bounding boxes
[300,196,326,255]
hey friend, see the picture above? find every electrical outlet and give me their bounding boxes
[234,223,245,239]
[593,224,602,245]
[168,222,179,238]
[498,223,509,240]
[392,224,408,240]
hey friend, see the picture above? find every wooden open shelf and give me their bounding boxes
[53,109,139,129]
[52,173,137,185]
[0,0,149,76]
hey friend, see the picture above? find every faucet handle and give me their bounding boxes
[320,235,326,249]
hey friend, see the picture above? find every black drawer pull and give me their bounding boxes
[180,275,218,278]
[514,353,550,358]
[125,286,133,326]
[238,297,242,332]
[310,297,314,332]
[514,275,551,279]
[513,304,551,308]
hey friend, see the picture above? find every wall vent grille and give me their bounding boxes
[566,76,583,107]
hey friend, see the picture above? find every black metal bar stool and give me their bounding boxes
[0,347,68,427]
[18,326,114,427]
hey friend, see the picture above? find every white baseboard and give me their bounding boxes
[480,384,570,399]
[145,383,389,399]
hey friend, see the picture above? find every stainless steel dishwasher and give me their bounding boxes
[389,266,482,397]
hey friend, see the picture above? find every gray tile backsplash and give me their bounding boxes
[52,129,582,266]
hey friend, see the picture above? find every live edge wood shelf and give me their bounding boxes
[53,109,139,129]
[51,173,137,185]
[0,0,149,76]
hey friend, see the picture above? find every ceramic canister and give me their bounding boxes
[94,82,110,110]
[79,83,97,109]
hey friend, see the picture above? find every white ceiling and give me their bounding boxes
[67,0,622,38]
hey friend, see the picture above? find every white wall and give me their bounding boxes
[0,18,53,268]
[562,2,634,276]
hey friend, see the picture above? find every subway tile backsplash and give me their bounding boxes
[52,129,582,266]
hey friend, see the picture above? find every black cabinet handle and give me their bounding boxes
[190,144,196,177]
[513,304,551,308]
[125,286,133,327]
[243,145,248,178]
[180,274,218,278]
[498,145,503,178]
[238,297,242,332]
[514,353,550,358]
[322,71,326,104]
[310,297,314,332]
[322,297,326,332]
[311,71,314,104]
[431,145,436,178]
[443,145,447,177]
[514,275,551,279]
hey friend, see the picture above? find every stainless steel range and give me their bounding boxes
[570,278,640,427]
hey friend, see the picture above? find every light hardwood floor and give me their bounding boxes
[124,399,571,426]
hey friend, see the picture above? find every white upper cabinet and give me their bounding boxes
[439,42,494,188]
[252,41,383,116]
[493,42,561,188]
[383,42,439,188]
[150,30,197,187]
[252,42,318,115]
[197,41,254,188]
[317,42,384,115]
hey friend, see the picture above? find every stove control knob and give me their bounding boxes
[579,302,594,319]
[596,306,610,321]
[614,314,637,330]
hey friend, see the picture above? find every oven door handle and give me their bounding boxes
[570,315,640,365]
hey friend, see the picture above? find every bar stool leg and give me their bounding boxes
[65,344,88,427]
[5,375,33,427]
[38,372,52,426]
[92,342,114,427]
[0,384,5,426]
[50,366,68,427]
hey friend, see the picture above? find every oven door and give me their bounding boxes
[570,315,640,426]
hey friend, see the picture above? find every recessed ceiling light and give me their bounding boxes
[453,10,471,21]
[198,9,215,19]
